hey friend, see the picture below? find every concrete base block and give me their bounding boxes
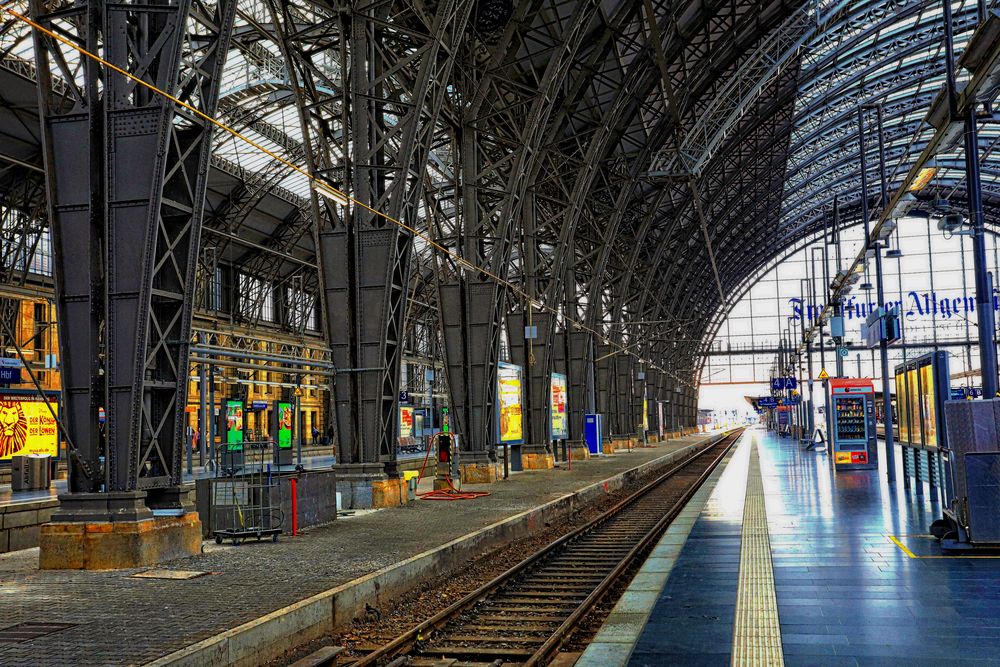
[611,439,633,451]
[568,446,591,462]
[459,462,502,484]
[371,478,409,508]
[332,463,387,510]
[39,512,202,570]
[522,453,554,470]
[602,441,616,455]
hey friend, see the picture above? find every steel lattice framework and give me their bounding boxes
[2,0,1000,492]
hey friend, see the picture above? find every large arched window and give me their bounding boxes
[700,217,1000,413]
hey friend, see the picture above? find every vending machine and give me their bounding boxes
[829,378,878,471]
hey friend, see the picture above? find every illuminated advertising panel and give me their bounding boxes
[0,393,58,460]
[399,405,414,439]
[907,368,921,447]
[920,363,937,448]
[497,363,523,444]
[275,401,293,449]
[550,373,568,440]
[895,370,908,446]
[225,399,244,451]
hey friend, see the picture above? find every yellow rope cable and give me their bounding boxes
[3,5,692,386]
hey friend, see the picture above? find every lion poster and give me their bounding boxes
[0,395,59,460]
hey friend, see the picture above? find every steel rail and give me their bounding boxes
[524,429,740,667]
[348,427,745,667]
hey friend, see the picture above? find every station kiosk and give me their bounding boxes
[829,378,878,471]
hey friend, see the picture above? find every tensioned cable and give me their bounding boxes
[2,4,695,387]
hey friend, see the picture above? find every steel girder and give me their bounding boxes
[575,1,804,400]
[436,0,600,456]
[29,0,236,493]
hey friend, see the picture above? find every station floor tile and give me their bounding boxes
[627,426,1000,666]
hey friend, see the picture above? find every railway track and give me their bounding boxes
[321,428,744,667]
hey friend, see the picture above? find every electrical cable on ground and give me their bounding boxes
[413,435,490,501]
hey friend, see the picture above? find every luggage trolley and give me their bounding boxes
[211,440,283,545]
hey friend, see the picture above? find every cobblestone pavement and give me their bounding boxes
[0,435,713,666]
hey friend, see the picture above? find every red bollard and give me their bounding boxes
[290,477,298,536]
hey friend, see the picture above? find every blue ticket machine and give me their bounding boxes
[584,413,604,456]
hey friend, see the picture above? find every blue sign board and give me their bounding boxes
[399,391,409,403]
[951,387,984,400]
[0,367,21,384]
[758,397,778,408]
[770,377,797,391]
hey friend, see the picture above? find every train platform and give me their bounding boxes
[0,431,715,667]
[581,426,1000,667]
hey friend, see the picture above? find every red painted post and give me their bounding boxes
[290,477,298,536]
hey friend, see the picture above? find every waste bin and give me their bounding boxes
[11,454,52,491]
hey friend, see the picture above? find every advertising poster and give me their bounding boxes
[550,372,568,440]
[642,398,649,431]
[497,362,523,444]
[276,401,293,449]
[657,401,665,438]
[0,393,58,460]
[225,399,244,451]
[399,405,414,438]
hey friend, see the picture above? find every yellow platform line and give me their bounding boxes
[732,440,784,667]
[888,535,1000,559]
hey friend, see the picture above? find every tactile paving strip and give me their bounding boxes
[731,440,783,666]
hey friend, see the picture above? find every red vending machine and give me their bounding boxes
[829,378,878,471]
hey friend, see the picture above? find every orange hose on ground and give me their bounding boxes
[413,434,489,501]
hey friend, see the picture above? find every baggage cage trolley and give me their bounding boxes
[211,440,284,545]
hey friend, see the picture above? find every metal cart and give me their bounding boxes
[211,440,284,545]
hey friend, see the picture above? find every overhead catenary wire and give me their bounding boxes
[3,5,695,389]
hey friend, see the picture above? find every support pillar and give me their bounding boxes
[31,0,234,567]
[507,311,555,469]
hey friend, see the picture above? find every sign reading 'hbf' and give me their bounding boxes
[0,367,21,384]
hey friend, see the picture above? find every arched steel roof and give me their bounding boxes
[1,0,999,384]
